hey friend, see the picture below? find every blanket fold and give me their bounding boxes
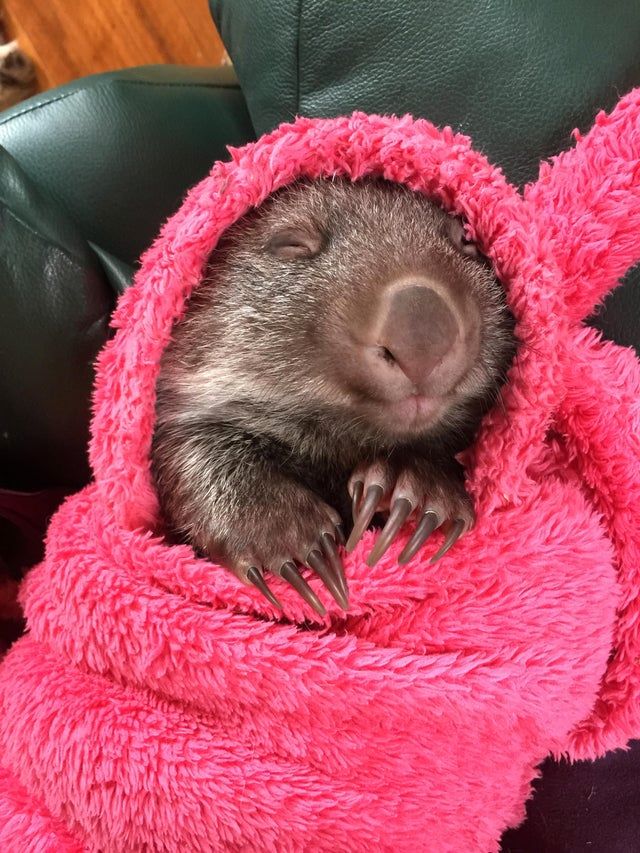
[1,91,640,852]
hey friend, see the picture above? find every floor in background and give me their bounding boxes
[0,11,37,109]
[3,0,226,92]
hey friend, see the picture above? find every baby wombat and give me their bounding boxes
[151,178,516,615]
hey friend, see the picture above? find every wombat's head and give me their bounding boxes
[163,178,515,446]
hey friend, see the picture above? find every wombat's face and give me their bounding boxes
[169,179,515,444]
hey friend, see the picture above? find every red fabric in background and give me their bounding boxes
[0,488,67,655]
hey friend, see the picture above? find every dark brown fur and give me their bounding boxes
[151,178,515,591]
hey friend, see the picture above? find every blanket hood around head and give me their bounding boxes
[1,91,640,853]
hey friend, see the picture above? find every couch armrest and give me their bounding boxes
[0,65,255,490]
[0,64,254,263]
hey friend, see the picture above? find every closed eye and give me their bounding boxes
[267,226,324,260]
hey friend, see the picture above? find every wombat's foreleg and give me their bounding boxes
[346,455,475,566]
[152,421,348,614]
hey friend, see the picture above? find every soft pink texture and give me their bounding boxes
[1,91,640,851]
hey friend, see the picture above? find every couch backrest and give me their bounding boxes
[212,0,640,184]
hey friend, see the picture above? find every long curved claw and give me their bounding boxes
[246,566,283,610]
[366,498,413,567]
[398,510,441,564]
[429,518,465,564]
[307,547,348,610]
[281,561,326,616]
[320,532,349,604]
[346,484,384,552]
[351,480,364,522]
[334,523,346,546]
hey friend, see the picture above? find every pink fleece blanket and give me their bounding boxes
[1,90,640,852]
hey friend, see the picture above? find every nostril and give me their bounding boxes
[378,346,397,365]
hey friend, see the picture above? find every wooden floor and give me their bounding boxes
[3,0,226,91]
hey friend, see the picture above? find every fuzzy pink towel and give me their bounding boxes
[2,90,640,852]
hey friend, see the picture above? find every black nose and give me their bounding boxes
[378,284,460,389]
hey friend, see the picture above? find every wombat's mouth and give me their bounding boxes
[373,393,448,436]
[394,394,443,421]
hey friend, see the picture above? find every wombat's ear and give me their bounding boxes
[446,216,480,259]
[267,226,324,260]
[524,87,640,323]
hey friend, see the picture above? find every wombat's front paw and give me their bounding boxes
[203,486,348,616]
[345,457,475,566]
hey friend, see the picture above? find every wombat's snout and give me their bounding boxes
[360,277,480,404]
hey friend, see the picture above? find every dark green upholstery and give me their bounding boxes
[0,148,113,489]
[211,0,640,187]
[0,65,253,264]
[0,65,254,489]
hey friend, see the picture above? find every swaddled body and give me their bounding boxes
[152,178,516,613]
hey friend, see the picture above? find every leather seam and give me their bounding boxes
[0,206,114,335]
[0,203,89,268]
[115,80,239,91]
[0,88,77,126]
[0,80,240,127]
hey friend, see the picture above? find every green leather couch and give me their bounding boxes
[2,1,640,847]
[0,65,253,492]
